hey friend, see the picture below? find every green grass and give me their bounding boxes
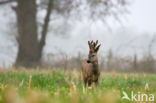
[0,69,155,103]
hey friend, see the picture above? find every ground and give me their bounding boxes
[0,68,155,103]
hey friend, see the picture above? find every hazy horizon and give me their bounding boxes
[0,0,156,67]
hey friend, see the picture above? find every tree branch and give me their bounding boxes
[39,0,53,51]
[0,0,16,5]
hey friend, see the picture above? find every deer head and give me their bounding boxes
[87,40,101,63]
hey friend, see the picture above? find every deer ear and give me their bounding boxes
[95,44,101,52]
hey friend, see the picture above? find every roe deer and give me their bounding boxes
[81,40,101,87]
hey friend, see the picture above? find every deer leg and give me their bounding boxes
[95,79,99,87]
[88,80,92,87]
[84,79,87,87]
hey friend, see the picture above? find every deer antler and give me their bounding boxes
[88,41,92,49]
[88,41,91,49]
[94,40,98,48]
[88,40,99,50]
[88,40,94,49]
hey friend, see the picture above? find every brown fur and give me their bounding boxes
[81,40,101,87]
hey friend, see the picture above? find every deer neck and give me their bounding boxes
[92,61,98,70]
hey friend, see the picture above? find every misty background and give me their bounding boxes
[0,0,156,72]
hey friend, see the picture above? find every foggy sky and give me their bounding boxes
[127,0,156,33]
[0,0,156,67]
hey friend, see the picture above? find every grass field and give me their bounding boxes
[0,68,155,103]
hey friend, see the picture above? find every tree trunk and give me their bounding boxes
[15,0,39,67]
[15,0,53,67]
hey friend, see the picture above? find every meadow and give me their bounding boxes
[0,68,155,103]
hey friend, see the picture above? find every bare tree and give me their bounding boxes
[148,34,156,56]
[0,0,129,67]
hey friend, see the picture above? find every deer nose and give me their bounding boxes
[87,60,91,63]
